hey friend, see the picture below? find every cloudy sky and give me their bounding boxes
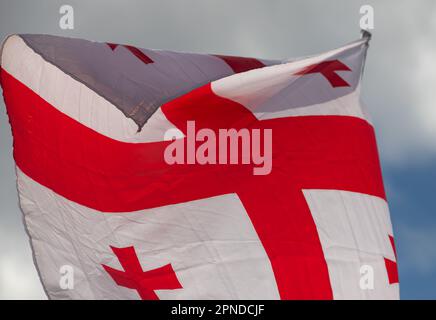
[1,0,435,299]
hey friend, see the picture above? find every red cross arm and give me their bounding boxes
[384,235,399,284]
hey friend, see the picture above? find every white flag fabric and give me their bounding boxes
[0,33,399,300]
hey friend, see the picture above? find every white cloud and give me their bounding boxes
[0,253,47,300]
[412,40,436,142]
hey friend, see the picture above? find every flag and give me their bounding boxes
[0,32,399,299]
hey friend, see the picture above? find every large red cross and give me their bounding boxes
[102,246,182,300]
[1,60,397,299]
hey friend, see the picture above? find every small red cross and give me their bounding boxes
[295,60,351,87]
[102,246,182,300]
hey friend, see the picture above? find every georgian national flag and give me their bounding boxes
[0,33,399,300]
